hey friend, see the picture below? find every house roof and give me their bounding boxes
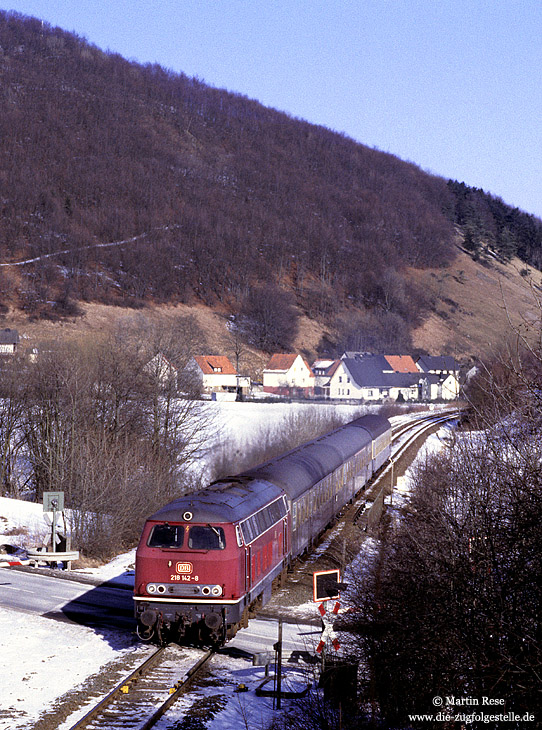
[264,353,314,376]
[327,360,341,378]
[312,359,340,376]
[384,355,418,373]
[0,328,19,345]
[193,355,237,375]
[417,355,458,373]
[342,356,426,389]
[312,359,335,371]
[341,351,372,360]
[264,353,299,371]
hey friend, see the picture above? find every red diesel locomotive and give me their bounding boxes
[134,413,391,644]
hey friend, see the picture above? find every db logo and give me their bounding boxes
[176,562,193,574]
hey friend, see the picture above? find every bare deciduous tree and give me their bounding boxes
[12,322,214,558]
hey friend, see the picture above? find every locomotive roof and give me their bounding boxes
[147,478,284,524]
[242,413,391,501]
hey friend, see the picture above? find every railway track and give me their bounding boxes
[68,645,213,730]
[390,408,461,444]
[353,408,461,526]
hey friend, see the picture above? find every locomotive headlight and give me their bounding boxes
[201,586,211,595]
[156,584,167,594]
[211,585,222,596]
[147,584,157,594]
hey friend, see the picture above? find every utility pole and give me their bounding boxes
[274,618,283,710]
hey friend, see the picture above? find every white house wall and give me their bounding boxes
[263,356,313,389]
[202,373,238,390]
[328,363,361,399]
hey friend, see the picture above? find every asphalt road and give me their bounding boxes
[226,616,323,664]
[0,567,326,662]
[0,568,134,631]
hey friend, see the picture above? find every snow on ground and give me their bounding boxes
[0,403,448,728]
[0,494,139,729]
[0,496,52,550]
[0,608,136,730]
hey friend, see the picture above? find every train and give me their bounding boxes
[134,412,392,645]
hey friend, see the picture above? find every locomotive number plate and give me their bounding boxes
[176,562,193,574]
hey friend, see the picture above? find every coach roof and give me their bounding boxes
[245,413,390,501]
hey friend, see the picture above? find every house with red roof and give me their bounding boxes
[190,355,240,398]
[383,355,418,373]
[263,353,314,397]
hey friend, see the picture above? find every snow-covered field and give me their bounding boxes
[0,402,447,729]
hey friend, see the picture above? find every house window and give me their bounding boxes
[338,376,342,383]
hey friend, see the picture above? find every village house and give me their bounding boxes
[311,359,340,398]
[0,328,19,355]
[329,355,422,401]
[189,355,242,400]
[144,352,178,389]
[326,353,460,402]
[416,355,461,400]
[262,353,314,397]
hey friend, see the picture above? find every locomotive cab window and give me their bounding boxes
[188,525,226,550]
[148,523,184,548]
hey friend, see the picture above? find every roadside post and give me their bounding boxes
[34,491,78,569]
[273,618,283,709]
[43,491,64,554]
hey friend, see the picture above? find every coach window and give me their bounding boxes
[188,525,226,550]
[148,523,184,548]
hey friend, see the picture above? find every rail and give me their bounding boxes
[68,646,214,730]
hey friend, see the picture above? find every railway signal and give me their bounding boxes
[313,569,348,654]
[313,568,348,601]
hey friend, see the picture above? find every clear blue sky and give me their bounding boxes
[4,0,542,217]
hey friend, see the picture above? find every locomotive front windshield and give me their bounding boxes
[148,523,184,548]
[147,523,226,550]
[188,525,226,550]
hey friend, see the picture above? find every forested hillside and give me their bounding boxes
[447,180,542,268]
[1,11,541,352]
